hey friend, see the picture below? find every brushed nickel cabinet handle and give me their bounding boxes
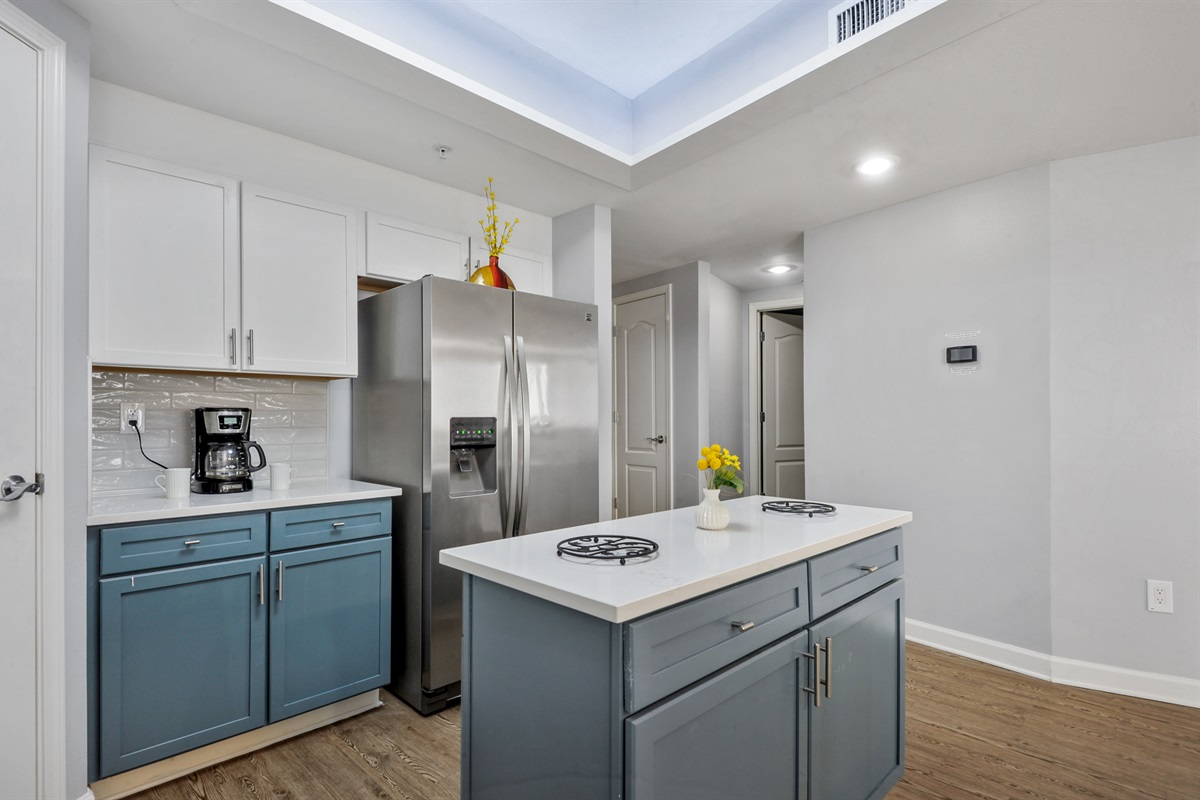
[803,641,822,708]
[824,637,833,698]
[331,521,345,529]
[183,540,200,547]
[276,561,284,602]
[730,620,755,632]
[859,565,879,573]
[229,328,237,365]
[258,563,264,606]
[247,329,255,366]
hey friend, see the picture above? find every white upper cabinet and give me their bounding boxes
[363,212,468,283]
[90,147,240,371]
[89,147,359,377]
[241,184,357,377]
[470,243,551,296]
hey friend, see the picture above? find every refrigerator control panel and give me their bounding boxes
[450,417,497,448]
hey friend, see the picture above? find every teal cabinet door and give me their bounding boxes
[808,580,905,800]
[98,556,267,777]
[268,537,392,722]
[625,629,810,800]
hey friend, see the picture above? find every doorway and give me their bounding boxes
[613,286,672,518]
[759,309,805,498]
[745,294,805,497]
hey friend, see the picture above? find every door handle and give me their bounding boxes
[0,474,42,502]
[645,435,665,444]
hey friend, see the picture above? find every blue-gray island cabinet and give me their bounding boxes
[441,496,912,800]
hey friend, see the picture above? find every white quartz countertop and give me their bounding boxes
[88,478,402,526]
[440,496,911,623]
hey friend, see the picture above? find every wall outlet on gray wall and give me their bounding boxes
[1146,580,1173,614]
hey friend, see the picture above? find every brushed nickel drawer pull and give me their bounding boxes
[183,540,201,547]
[859,565,879,573]
[258,563,264,606]
[277,561,284,602]
[331,521,345,529]
[730,620,755,633]
[824,637,833,698]
[803,641,822,707]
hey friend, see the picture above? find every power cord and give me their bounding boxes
[129,418,171,470]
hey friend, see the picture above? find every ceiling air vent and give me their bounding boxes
[830,0,908,44]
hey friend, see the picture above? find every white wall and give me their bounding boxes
[805,138,1199,691]
[1048,138,1200,679]
[806,164,1054,654]
[708,275,744,460]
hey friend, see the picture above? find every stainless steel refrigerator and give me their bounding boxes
[351,276,599,714]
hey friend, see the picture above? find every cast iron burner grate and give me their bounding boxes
[557,535,659,565]
[762,500,838,518]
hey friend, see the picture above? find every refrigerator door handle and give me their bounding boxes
[503,335,519,539]
[515,335,532,536]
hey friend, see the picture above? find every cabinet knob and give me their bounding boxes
[730,620,755,633]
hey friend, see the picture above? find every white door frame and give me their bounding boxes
[745,293,804,496]
[0,2,68,796]
[612,285,674,514]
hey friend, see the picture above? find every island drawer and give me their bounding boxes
[623,560,809,713]
[269,499,392,551]
[98,513,267,576]
[808,527,903,619]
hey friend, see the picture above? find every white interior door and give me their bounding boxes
[0,19,41,798]
[614,289,671,517]
[761,311,805,499]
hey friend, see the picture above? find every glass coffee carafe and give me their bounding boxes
[200,439,266,480]
[192,407,267,493]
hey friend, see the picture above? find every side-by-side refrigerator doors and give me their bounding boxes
[426,278,514,694]
[513,292,600,535]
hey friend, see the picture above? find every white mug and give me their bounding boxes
[270,462,299,491]
[155,467,191,499]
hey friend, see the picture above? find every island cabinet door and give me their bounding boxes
[97,557,267,778]
[268,537,392,722]
[625,629,810,800]
[808,579,905,800]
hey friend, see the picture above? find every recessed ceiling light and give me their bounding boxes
[855,155,896,176]
[763,264,796,274]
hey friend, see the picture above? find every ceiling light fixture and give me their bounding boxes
[763,264,797,275]
[855,155,896,176]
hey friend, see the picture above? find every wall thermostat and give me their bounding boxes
[946,345,978,364]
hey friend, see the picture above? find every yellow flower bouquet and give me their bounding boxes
[478,176,519,257]
[697,444,744,494]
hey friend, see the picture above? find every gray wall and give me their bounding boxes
[708,275,744,462]
[805,138,1199,680]
[805,164,1054,654]
[614,262,710,507]
[1048,138,1200,678]
[13,0,91,794]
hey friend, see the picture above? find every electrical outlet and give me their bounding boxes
[120,402,145,434]
[1147,579,1173,613]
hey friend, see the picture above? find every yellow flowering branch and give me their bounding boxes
[478,176,520,257]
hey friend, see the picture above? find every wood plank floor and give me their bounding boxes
[131,642,1199,800]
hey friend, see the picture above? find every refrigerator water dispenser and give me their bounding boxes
[449,416,497,497]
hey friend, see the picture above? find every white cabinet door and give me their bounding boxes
[471,243,551,296]
[364,212,468,283]
[241,183,357,376]
[90,147,240,370]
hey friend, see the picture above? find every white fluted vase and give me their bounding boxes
[695,488,730,530]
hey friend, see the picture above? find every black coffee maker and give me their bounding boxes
[192,407,267,494]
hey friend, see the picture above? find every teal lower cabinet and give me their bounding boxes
[625,630,810,800]
[97,557,267,778]
[89,500,392,781]
[268,538,392,721]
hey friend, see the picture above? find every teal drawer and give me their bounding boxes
[808,527,903,620]
[269,499,392,551]
[623,559,809,713]
[98,514,267,576]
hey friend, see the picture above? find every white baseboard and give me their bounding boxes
[88,690,381,800]
[906,619,1200,708]
[77,790,96,800]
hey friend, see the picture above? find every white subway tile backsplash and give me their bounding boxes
[257,393,327,411]
[92,369,330,495]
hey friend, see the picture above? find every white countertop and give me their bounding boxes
[88,478,402,526]
[440,496,911,623]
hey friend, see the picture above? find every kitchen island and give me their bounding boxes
[441,496,912,800]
